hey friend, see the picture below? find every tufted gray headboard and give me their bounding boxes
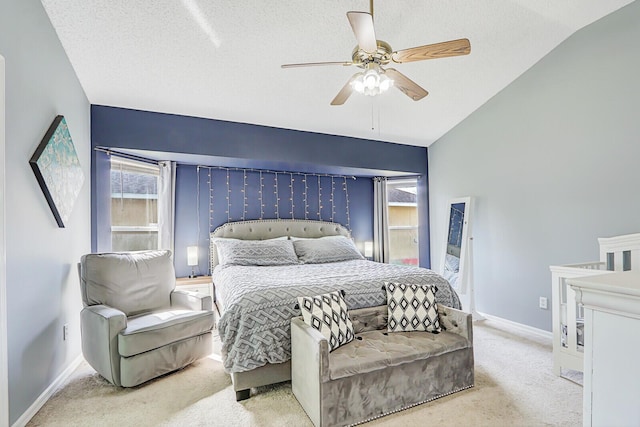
[209,219,351,273]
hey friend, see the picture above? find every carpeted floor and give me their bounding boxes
[27,318,582,426]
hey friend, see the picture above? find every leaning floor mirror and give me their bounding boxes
[441,196,482,319]
[441,197,471,293]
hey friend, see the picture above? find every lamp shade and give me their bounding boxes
[187,246,198,266]
[364,241,374,258]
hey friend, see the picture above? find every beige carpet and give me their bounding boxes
[27,319,582,427]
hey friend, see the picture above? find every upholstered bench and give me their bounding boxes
[291,304,474,427]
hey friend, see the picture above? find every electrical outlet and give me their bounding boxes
[63,323,69,341]
[539,297,548,310]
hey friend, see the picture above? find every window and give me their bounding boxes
[110,157,160,251]
[386,178,419,265]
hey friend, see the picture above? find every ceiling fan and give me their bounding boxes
[281,1,471,105]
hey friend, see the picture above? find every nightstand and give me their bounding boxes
[175,276,218,327]
[175,276,213,298]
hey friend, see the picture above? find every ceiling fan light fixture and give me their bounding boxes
[351,63,393,97]
[352,73,365,93]
[363,68,379,89]
[379,73,393,92]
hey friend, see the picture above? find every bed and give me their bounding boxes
[210,219,461,400]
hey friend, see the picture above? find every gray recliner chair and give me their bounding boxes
[78,250,215,387]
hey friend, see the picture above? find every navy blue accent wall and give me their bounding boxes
[174,165,373,277]
[91,105,428,175]
[91,105,430,272]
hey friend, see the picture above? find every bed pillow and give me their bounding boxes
[297,290,354,352]
[293,235,364,264]
[212,238,298,267]
[384,282,442,333]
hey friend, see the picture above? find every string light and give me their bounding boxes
[242,169,247,221]
[317,175,322,220]
[330,176,335,222]
[259,170,264,219]
[226,169,231,222]
[303,174,308,220]
[289,173,294,219]
[343,177,351,232]
[274,172,279,218]
[208,168,214,273]
[197,165,355,233]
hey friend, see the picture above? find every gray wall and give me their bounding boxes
[429,1,640,331]
[0,0,91,424]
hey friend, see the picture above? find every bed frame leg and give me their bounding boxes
[235,389,250,401]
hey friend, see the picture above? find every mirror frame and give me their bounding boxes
[440,196,472,295]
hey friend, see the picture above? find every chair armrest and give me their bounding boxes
[80,305,127,386]
[291,317,330,426]
[171,290,212,311]
[439,305,473,345]
[291,317,330,383]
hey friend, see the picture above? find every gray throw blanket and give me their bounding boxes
[214,259,461,373]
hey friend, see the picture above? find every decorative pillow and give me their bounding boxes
[212,238,298,267]
[297,290,354,351]
[293,235,364,264]
[384,282,442,333]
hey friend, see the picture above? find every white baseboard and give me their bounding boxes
[12,355,83,427]
[478,311,552,341]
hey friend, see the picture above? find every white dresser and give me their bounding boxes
[569,271,640,427]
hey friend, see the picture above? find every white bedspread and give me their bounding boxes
[214,259,460,373]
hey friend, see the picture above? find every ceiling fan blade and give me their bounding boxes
[347,11,377,54]
[391,38,471,63]
[281,61,353,69]
[384,68,428,101]
[330,74,360,106]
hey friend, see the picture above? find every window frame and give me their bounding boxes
[386,176,420,266]
[109,156,160,251]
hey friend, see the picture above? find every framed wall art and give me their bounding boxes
[29,115,85,228]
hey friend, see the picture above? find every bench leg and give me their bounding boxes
[235,389,250,401]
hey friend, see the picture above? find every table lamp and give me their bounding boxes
[364,241,373,259]
[187,246,198,278]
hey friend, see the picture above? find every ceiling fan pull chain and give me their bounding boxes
[371,103,375,131]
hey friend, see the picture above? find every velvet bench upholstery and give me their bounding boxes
[291,304,474,427]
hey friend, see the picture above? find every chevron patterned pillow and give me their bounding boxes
[293,235,364,264]
[385,282,442,333]
[213,238,298,267]
[297,290,354,351]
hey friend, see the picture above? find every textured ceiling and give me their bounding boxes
[42,0,633,148]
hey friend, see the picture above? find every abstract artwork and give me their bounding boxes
[29,115,85,228]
